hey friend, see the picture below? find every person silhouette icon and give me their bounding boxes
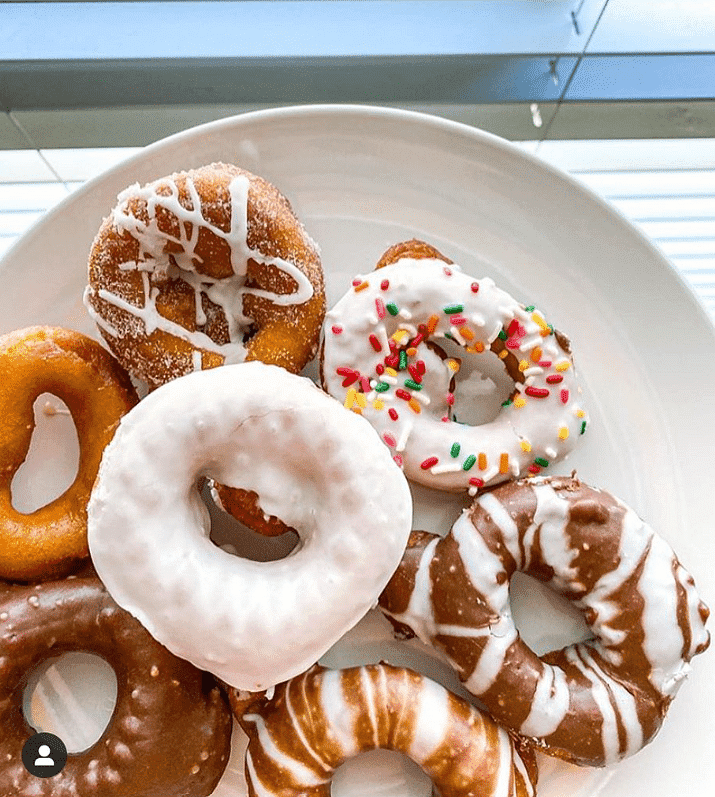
[34,744,55,767]
[21,732,67,777]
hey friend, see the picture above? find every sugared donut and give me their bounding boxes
[228,662,537,797]
[85,162,326,389]
[0,575,232,797]
[379,476,711,767]
[321,241,587,493]
[87,362,412,691]
[0,326,138,582]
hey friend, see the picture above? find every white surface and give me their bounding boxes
[587,0,715,52]
[1,105,713,796]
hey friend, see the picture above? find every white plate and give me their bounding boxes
[1,105,713,797]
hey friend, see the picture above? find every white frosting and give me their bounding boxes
[519,664,570,738]
[85,172,314,365]
[87,362,412,690]
[323,258,587,492]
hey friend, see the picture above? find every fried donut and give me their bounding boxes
[379,476,711,767]
[228,663,537,797]
[321,241,588,493]
[87,362,412,691]
[0,327,138,582]
[0,575,232,796]
[85,162,325,389]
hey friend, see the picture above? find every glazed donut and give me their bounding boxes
[321,241,588,493]
[228,663,537,797]
[87,362,412,691]
[85,162,326,389]
[379,476,711,767]
[0,575,232,797]
[0,326,138,582]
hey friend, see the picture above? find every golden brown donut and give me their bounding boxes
[379,476,711,767]
[85,162,326,389]
[0,575,232,796]
[227,662,537,797]
[375,237,453,269]
[210,482,295,538]
[0,327,138,582]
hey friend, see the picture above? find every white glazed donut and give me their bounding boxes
[322,250,588,493]
[87,362,412,691]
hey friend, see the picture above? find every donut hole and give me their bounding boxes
[509,571,591,656]
[202,481,300,562]
[437,339,516,426]
[23,652,118,753]
[10,393,80,513]
[332,749,432,797]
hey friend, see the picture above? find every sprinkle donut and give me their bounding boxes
[228,663,538,797]
[85,162,326,389]
[379,476,711,767]
[321,241,587,493]
[0,575,232,797]
[87,362,412,691]
[0,326,138,583]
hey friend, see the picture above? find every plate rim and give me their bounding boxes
[2,102,714,342]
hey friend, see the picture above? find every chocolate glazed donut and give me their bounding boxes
[379,476,710,767]
[0,576,232,796]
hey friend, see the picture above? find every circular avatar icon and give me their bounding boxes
[21,732,68,778]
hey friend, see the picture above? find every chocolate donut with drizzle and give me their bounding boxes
[227,662,538,797]
[321,241,587,494]
[379,476,710,767]
[0,575,232,797]
[85,162,325,389]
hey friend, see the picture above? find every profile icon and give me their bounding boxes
[34,744,55,767]
[21,732,68,778]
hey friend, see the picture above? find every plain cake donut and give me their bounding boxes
[379,476,710,767]
[0,326,138,582]
[87,362,412,691]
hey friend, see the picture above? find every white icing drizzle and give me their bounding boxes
[492,726,515,797]
[240,664,536,797]
[477,491,522,565]
[519,664,570,738]
[318,669,359,759]
[395,536,440,641]
[90,173,314,362]
[566,645,621,766]
[243,713,324,787]
[531,482,579,591]
[359,666,380,749]
[286,677,332,773]
[245,750,276,797]
[451,510,519,694]
[579,644,644,759]
[639,531,687,695]
[408,680,449,761]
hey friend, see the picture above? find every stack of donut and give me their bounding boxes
[0,161,709,797]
